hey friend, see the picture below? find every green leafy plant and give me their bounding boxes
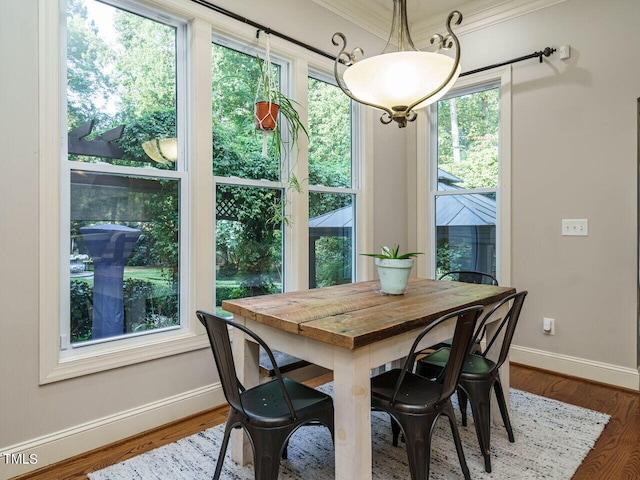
[254,55,308,160]
[361,245,423,260]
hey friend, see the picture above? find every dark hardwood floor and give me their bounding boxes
[11,365,640,480]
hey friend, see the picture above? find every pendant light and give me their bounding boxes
[333,0,462,127]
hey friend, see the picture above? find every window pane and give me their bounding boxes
[66,0,178,170]
[212,43,280,180]
[435,193,496,277]
[309,192,354,288]
[70,172,180,343]
[308,77,351,188]
[437,87,499,190]
[216,185,284,316]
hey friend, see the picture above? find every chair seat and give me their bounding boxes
[417,348,497,381]
[242,377,334,427]
[371,369,443,413]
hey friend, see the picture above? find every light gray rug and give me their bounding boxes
[89,386,609,479]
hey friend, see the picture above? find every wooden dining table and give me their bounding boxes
[222,277,516,480]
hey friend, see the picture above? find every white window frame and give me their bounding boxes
[39,0,209,384]
[415,66,512,284]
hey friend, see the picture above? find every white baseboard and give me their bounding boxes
[0,383,224,479]
[510,345,640,391]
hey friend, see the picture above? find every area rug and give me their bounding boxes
[89,386,609,480]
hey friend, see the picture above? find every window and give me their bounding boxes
[211,37,362,313]
[40,0,368,382]
[418,68,511,283]
[433,84,499,277]
[307,74,355,288]
[38,0,200,383]
[212,40,286,316]
[63,0,186,347]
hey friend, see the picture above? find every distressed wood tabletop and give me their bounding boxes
[222,277,516,349]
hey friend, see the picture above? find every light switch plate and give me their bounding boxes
[562,219,588,236]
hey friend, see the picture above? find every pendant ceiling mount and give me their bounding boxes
[333,0,463,128]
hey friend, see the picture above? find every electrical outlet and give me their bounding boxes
[543,317,555,335]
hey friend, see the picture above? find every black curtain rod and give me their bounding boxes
[190,0,557,77]
[189,0,336,61]
[461,47,556,77]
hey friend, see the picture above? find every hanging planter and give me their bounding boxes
[254,33,279,157]
[255,100,280,132]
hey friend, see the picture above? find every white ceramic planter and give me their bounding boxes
[375,258,414,295]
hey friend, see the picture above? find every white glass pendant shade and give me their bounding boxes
[343,51,461,111]
[142,138,178,164]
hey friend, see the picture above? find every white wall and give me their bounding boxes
[0,0,391,477]
[407,0,640,386]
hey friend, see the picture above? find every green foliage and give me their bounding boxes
[361,245,423,260]
[70,280,93,343]
[308,77,351,188]
[66,0,114,129]
[314,236,352,288]
[112,10,176,118]
[69,277,179,343]
[215,185,283,297]
[67,5,355,316]
[436,239,471,275]
[437,88,499,189]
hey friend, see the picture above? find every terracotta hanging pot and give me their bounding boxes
[255,101,280,131]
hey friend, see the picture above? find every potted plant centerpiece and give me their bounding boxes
[362,245,422,295]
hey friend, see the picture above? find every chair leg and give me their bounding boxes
[442,402,471,480]
[457,387,469,427]
[391,416,402,447]
[387,411,435,480]
[213,421,234,480]
[462,381,494,473]
[493,378,515,442]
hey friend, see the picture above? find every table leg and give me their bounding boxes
[231,317,259,466]
[332,347,372,480]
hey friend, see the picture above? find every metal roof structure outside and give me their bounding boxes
[309,170,496,233]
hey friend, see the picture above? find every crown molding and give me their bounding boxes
[311,0,567,46]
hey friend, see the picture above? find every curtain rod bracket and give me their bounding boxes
[538,47,556,62]
[256,28,272,39]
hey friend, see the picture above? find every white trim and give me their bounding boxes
[355,105,374,281]
[0,383,225,478]
[511,345,640,391]
[309,0,567,44]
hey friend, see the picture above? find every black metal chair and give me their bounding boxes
[196,311,334,480]
[371,305,483,480]
[416,291,528,473]
[426,270,499,354]
[439,270,499,286]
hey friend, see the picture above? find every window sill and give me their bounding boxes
[40,329,208,385]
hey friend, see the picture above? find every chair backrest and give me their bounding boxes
[196,310,296,417]
[392,305,483,405]
[472,291,528,370]
[439,270,499,286]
